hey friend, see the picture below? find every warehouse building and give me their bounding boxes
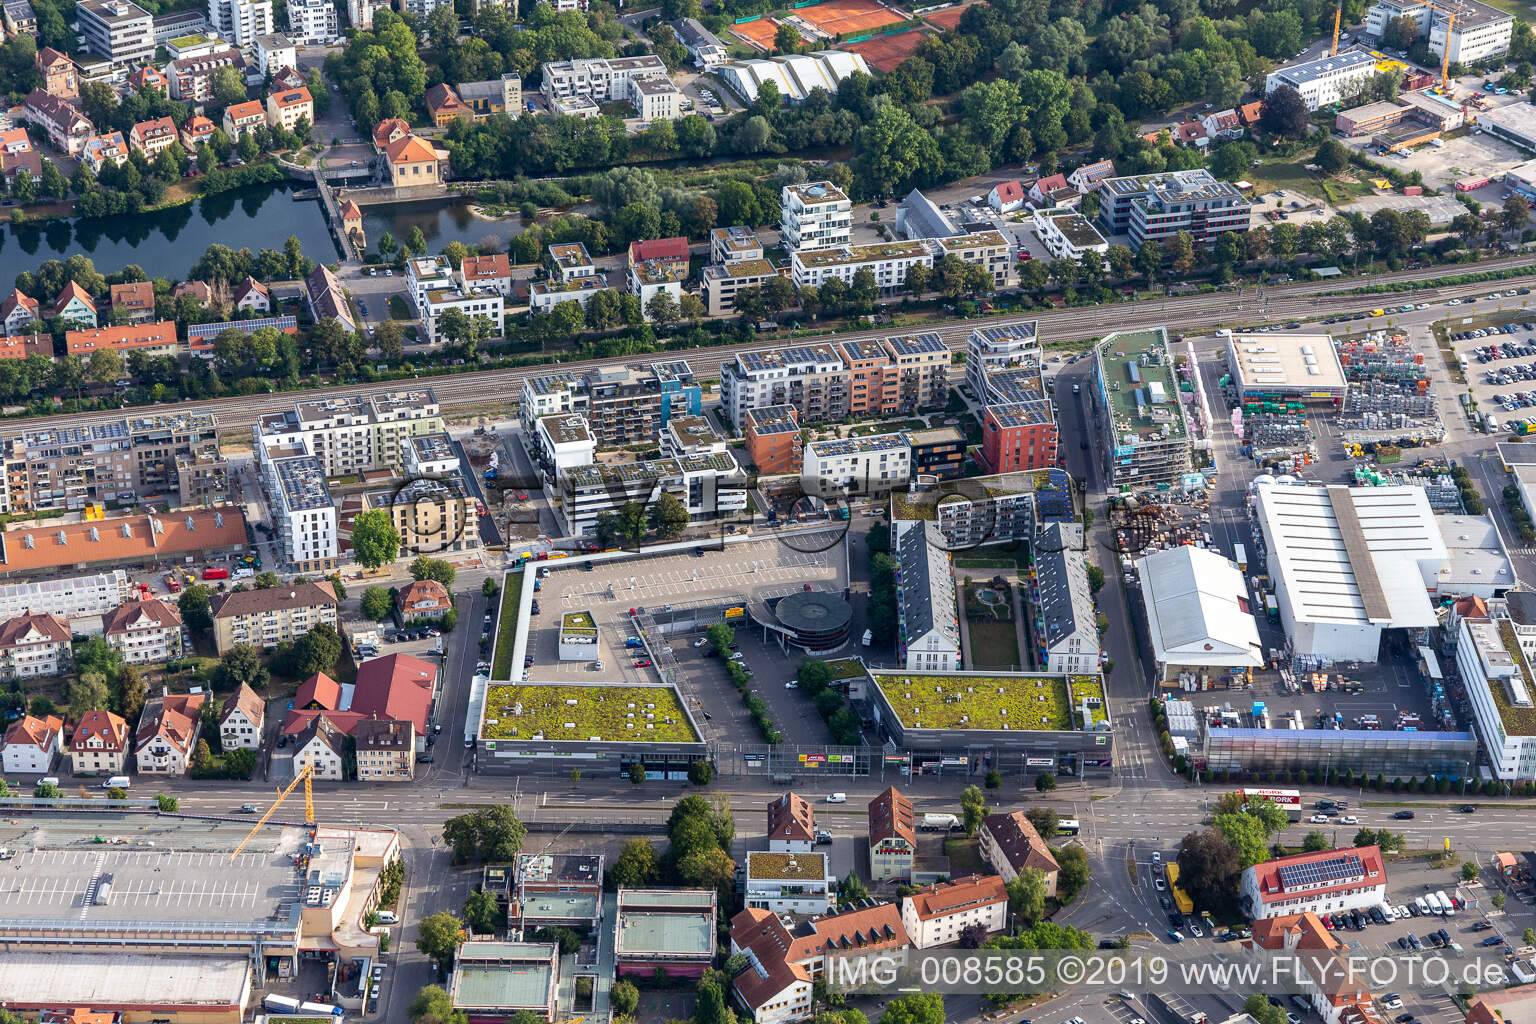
[1224,333,1349,405]
[1136,544,1264,686]
[1476,100,1536,152]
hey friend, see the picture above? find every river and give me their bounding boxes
[359,199,526,253]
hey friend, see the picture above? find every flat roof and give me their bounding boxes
[869,671,1106,731]
[0,953,250,1009]
[615,891,714,955]
[517,890,599,921]
[452,944,555,1011]
[1226,333,1349,393]
[1478,101,1536,143]
[1097,328,1189,442]
[1041,212,1106,247]
[1499,442,1536,466]
[1271,49,1375,87]
[747,850,827,880]
[481,683,699,743]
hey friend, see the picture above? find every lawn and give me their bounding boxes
[944,836,984,874]
[870,671,1104,731]
[388,295,412,320]
[481,683,699,743]
[823,657,867,681]
[849,418,928,437]
[966,619,1022,671]
[1247,157,1329,201]
[489,570,524,679]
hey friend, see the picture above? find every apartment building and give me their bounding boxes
[744,850,835,914]
[134,691,206,775]
[1239,845,1387,921]
[355,717,415,781]
[2,713,62,774]
[529,276,606,313]
[1034,522,1099,674]
[266,86,313,131]
[81,130,129,174]
[977,810,1059,892]
[0,612,70,681]
[5,0,38,39]
[109,280,156,322]
[364,477,480,558]
[1264,49,1378,110]
[292,713,346,779]
[101,597,183,665]
[900,874,1008,948]
[257,447,337,572]
[218,682,265,751]
[78,0,155,65]
[0,412,228,513]
[801,433,911,498]
[548,242,596,283]
[907,426,966,479]
[721,335,947,431]
[286,0,338,43]
[519,361,701,447]
[179,114,215,152]
[539,57,678,116]
[210,580,338,653]
[208,0,271,46]
[255,389,444,477]
[744,405,802,475]
[68,709,128,775]
[168,47,247,103]
[556,452,747,535]
[629,261,684,317]
[1092,328,1193,488]
[66,321,178,359]
[868,786,916,882]
[0,571,132,624]
[1033,209,1110,261]
[780,181,851,251]
[222,99,265,138]
[22,90,92,156]
[35,47,78,98]
[839,333,948,419]
[979,395,1058,475]
[459,74,522,117]
[1098,169,1251,248]
[766,791,816,853]
[893,519,959,672]
[457,253,513,296]
[710,225,763,264]
[701,259,779,316]
[421,284,504,344]
[675,17,727,68]
[790,241,931,293]
[928,231,1012,288]
[0,289,37,335]
[254,32,296,74]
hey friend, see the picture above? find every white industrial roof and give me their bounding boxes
[1255,482,1446,628]
[1136,545,1264,667]
[1432,513,1516,591]
[1226,333,1348,394]
[0,953,252,1008]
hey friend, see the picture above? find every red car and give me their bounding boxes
[634,659,651,668]
[202,566,229,580]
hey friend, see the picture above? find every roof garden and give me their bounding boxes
[560,610,597,637]
[1495,619,1536,736]
[482,683,700,743]
[824,657,867,681]
[870,671,1105,731]
[1096,328,1189,442]
[748,851,828,880]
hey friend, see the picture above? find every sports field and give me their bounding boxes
[733,15,781,50]
[798,0,907,35]
[922,1,981,28]
[845,28,927,70]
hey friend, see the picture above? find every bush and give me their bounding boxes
[688,759,714,785]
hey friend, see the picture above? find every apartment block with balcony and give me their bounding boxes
[780,181,851,251]
[519,360,701,447]
[254,389,443,477]
[258,447,337,573]
[1098,169,1250,250]
[790,241,932,294]
[210,580,338,653]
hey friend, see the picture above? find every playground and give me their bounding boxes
[844,27,927,70]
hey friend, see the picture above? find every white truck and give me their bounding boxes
[920,813,962,832]
[263,995,302,1013]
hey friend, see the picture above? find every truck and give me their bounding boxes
[1233,543,1248,572]
[263,995,303,1013]
[920,813,962,832]
[300,1001,344,1018]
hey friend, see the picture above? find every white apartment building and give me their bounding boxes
[1367,0,1512,64]
[253,32,295,75]
[790,241,932,293]
[743,850,835,914]
[77,0,155,65]
[0,612,70,682]
[557,452,747,535]
[893,520,959,673]
[781,181,851,251]
[345,0,389,28]
[801,432,911,497]
[101,598,183,665]
[0,570,132,624]
[293,715,346,781]
[1032,209,1110,261]
[285,0,338,44]
[628,261,684,318]
[400,0,447,17]
[548,242,597,282]
[1264,50,1377,110]
[1,713,62,774]
[530,277,606,314]
[719,342,846,432]
[532,413,597,482]
[69,710,129,776]
[1036,523,1100,674]
[419,285,504,344]
[1239,845,1388,921]
[258,448,338,572]
[963,320,1041,399]
[208,0,271,46]
[219,682,265,752]
[406,256,454,314]
[539,55,671,105]
[900,875,1008,949]
[254,389,444,477]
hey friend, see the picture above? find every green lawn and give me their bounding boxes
[945,836,984,874]
[849,418,927,437]
[482,683,698,742]
[489,570,523,679]
[871,671,1103,731]
[966,619,1022,671]
[388,295,412,320]
[1247,158,1328,201]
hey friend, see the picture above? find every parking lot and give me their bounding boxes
[1444,301,1536,432]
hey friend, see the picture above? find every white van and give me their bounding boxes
[861,629,873,647]
[39,776,58,788]
[103,776,130,790]
[826,792,847,803]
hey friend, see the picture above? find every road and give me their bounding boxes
[21,258,1536,437]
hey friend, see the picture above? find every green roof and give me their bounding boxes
[1495,619,1536,736]
[871,671,1105,731]
[482,683,699,743]
[1096,328,1189,442]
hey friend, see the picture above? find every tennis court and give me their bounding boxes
[844,28,928,70]
[798,0,907,35]
[733,15,781,50]
[922,1,980,29]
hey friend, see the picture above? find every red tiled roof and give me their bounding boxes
[767,791,815,842]
[397,579,451,614]
[282,707,367,736]
[2,288,37,318]
[109,280,154,312]
[372,117,410,150]
[53,280,95,316]
[868,786,915,848]
[384,133,441,164]
[991,179,1023,203]
[270,86,312,109]
[729,908,813,1011]
[425,83,470,116]
[3,713,62,750]
[350,653,436,734]
[295,670,341,710]
[101,597,181,635]
[1248,845,1384,905]
[0,508,250,574]
[1239,101,1265,124]
[65,321,177,356]
[980,810,1059,876]
[460,253,510,281]
[69,709,128,753]
[628,237,689,264]
[1033,173,1068,192]
[904,873,1007,920]
[135,692,207,755]
[225,99,263,122]
[0,335,51,360]
[0,611,70,646]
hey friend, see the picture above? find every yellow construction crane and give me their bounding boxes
[227,762,316,861]
[1331,0,1343,55]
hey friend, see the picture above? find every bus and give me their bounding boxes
[1165,863,1195,915]
[1238,788,1302,822]
[1057,819,1080,836]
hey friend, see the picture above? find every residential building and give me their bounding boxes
[613,888,716,979]
[548,242,597,282]
[729,902,909,1024]
[868,786,916,882]
[519,360,700,448]
[628,236,690,272]
[0,571,132,624]
[66,321,178,359]
[801,432,911,497]
[675,17,726,67]
[219,681,265,751]
[744,405,802,475]
[425,83,473,127]
[459,74,521,117]
[0,411,227,513]
[987,179,1024,214]
[701,259,778,316]
[304,264,354,332]
[0,289,37,335]
[721,335,943,431]
[208,0,271,46]
[1249,912,1382,1024]
[253,32,295,75]
[781,181,851,251]
[101,597,183,664]
[547,92,600,118]
[1091,328,1193,488]
[2,713,62,773]
[179,114,215,150]
[77,0,155,65]
[926,230,1012,288]
[458,253,513,296]
[355,717,415,781]
[626,71,682,120]
[285,0,338,44]
[257,389,443,477]
[23,91,92,156]
[744,850,835,914]
[266,85,312,131]
[1468,986,1536,1024]
[397,579,453,623]
[350,652,436,735]
[134,690,207,774]
[365,477,480,559]
[68,709,128,775]
[1067,159,1116,192]
[528,276,606,313]
[1033,209,1109,260]
[907,426,966,479]
[382,133,447,188]
[555,452,747,535]
[977,810,1059,892]
[628,260,684,318]
[371,116,409,151]
[846,332,949,418]
[292,712,346,779]
[715,50,869,103]
[257,447,336,572]
[167,48,246,103]
[406,256,505,342]
[1098,169,1250,248]
[1,617,84,681]
[1264,50,1377,111]
[979,394,1057,475]
[209,579,338,653]
[222,99,265,139]
[528,413,596,481]
[151,8,206,41]
[790,241,932,293]
[345,0,389,28]
[0,126,35,183]
[893,519,959,672]
[710,225,763,264]
[399,0,447,17]
[233,276,270,314]
[1034,522,1098,674]
[900,874,1008,948]
[3,0,36,37]
[538,55,671,107]
[0,335,48,361]
[35,47,77,98]
[663,415,723,458]
[128,64,169,91]
[81,130,129,174]
[108,280,157,322]
[1367,0,1511,64]
[0,508,247,574]
[767,791,816,853]
[1239,845,1387,921]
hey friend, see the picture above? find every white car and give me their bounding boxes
[1340,815,1358,825]
[785,681,798,689]
[376,911,398,924]
[1310,813,1329,823]
[1155,877,1167,891]
[1152,851,1161,863]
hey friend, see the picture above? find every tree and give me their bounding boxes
[1208,141,1258,182]
[646,290,681,325]
[361,586,395,621]
[178,584,213,632]
[1245,994,1287,1024]
[611,979,640,1016]
[212,65,247,108]
[1261,85,1310,139]
[352,508,401,568]
[1215,812,1271,868]
[1055,844,1090,902]
[286,623,344,678]
[66,671,110,718]
[31,781,61,799]
[612,838,658,888]
[1316,137,1350,176]
[618,501,647,545]
[904,262,930,297]
[1085,564,1105,594]
[417,913,467,974]
[1302,830,1330,852]
[115,662,146,719]
[1494,892,1507,910]
[481,577,499,598]
[1026,807,1059,839]
[1007,867,1048,923]
[155,793,179,812]
[1462,861,1481,882]
[86,347,124,385]
[214,644,267,691]
[678,845,734,891]
[628,761,646,784]
[409,985,467,1024]
[1035,772,1057,792]
[696,980,733,1024]
[1383,13,1419,50]
[960,784,989,836]
[648,492,689,539]
[688,759,715,785]
[840,871,870,902]
[880,993,945,1024]
[774,21,800,54]
[463,888,500,935]
[410,556,456,587]
[1176,828,1242,916]
[191,738,214,774]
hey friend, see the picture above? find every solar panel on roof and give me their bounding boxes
[1277,854,1363,889]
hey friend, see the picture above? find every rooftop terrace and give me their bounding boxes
[1097,328,1188,443]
